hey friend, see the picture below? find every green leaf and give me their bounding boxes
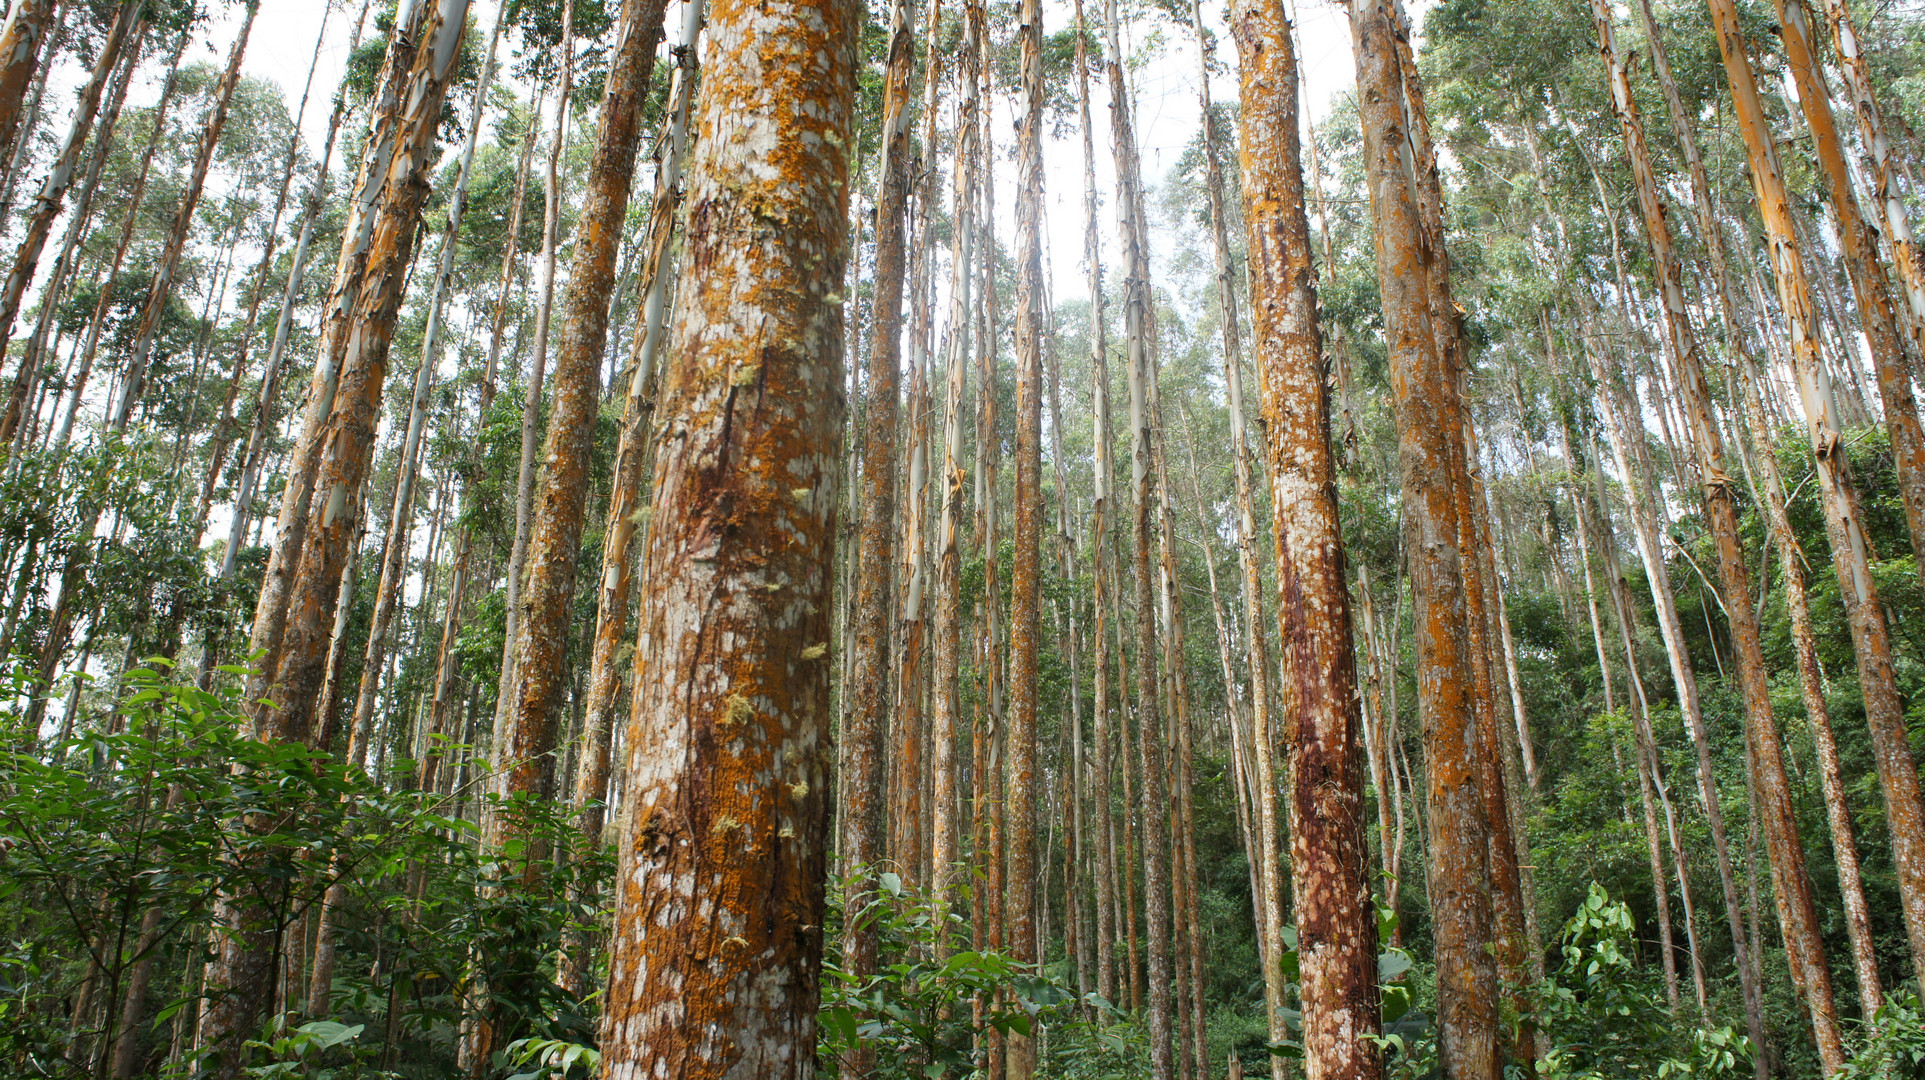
[1377,949,1413,982]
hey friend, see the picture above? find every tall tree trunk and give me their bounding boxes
[211,0,376,615]
[106,1,258,432]
[475,0,666,1058]
[563,0,702,999]
[931,0,982,947]
[0,0,143,451]
[1734,344,1884,1012]
[495,0,665,856]
[1071,0,1116,1005]
[1824,0,1925,346]
[1100,0,1171,1068]
[1708,0,1925,980]
[889,4,941,883]
[242,0,457,729]
[1346,4,1498,1077]
[1196,3,1288,1071]
[1235,2,1381,1074]
[1597,8,1844,1064]
[202,7,470,1073]
[596,0,857,1064]
[1777,0,1925,595]
[840,0,914,1064]
[0,0,56,169]
[492,2,577,776]
[343,5,502,756]
[1004,0,1045,1071]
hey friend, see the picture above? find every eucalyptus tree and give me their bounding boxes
[1347,0,1499,1074]
[1707,0,1925,985]
[0,0,57,168]
[1234,0,1380,1074]
[597,0,858,1068]
[204,3,473,1071]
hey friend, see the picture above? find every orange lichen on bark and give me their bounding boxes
[599,0,857,1072]
[1344,2,1497,1077]
[1232,2,1382,1077]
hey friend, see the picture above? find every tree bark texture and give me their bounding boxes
[0,0,55,169]
[1236,2,1382,1074]
[1346,3,1498,1077]
[597,0,857,1069]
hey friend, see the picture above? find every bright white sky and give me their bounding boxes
[206,0,1432,306]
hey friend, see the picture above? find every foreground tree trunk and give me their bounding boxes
[1708,0,1925,980]
[1347,3,1498,1077]
[1005,0,1046,1071]
[597,0,857,1068]
[0,0,56,169]
[1233,2,1381,1074]
[1199,5,1288,1072]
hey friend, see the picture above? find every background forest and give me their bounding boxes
[3,0,1925,1077]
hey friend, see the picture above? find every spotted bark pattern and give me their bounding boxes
[599,0,857,1068]
[1233,2,1380,1076]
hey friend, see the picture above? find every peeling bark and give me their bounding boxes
[1708,0,1925,983]
[1345,3,1497,1076]
[597,0,857,1068]
[0,0,55,169]
[1235,2,1380,1074]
